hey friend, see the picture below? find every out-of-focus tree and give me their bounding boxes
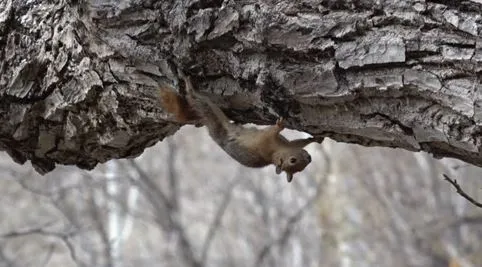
[319,141,482,267]
[0,126,481,267]
[0,126,328,267]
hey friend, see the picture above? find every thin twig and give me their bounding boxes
[443,174,482,208]
[0,225,80,267]
[201,172,242,264]
[255,174,326,267]
[167,139,179,211]
[254,146,331,267]
[127,159,202,267]
[40,244,55,267]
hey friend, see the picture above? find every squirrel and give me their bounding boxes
[159,74,320,182]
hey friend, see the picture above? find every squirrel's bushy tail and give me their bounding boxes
[159,88,200,123]
[159,71,234,144]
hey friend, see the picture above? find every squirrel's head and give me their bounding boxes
[275,149,312,183]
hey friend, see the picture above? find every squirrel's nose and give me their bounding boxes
[307,154,311,162]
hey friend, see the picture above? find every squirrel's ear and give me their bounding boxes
[286,173,293,183]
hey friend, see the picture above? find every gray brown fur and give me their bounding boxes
[180,74,318,182]
[223,136,271,167]
[182,76,270,167]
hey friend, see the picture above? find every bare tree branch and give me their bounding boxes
[89,184,114,267]
[127,159,202,267]
[0,243,15,267]
[167,139,180,212]
[443,174,482,209]
[0,224,80,267]
[200,170,242,264]
[414,215,482,239]
[254,180,324,267]
[254,147,330,267]
[40,244,55,267]
[127,159,172,212]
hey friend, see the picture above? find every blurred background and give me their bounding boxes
[0,126,481,267]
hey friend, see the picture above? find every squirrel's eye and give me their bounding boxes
[289,157,297,164]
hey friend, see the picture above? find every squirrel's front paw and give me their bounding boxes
[276,117,285,129]
[314,137,324,143]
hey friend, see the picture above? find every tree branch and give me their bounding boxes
[443,174,482,208]
[200,170,242,264]
[0,223,80,267]
[127,159,202,267]
[1,1,482,173]
[254,148,329,267]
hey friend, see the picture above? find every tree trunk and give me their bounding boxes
[0,0,481,173]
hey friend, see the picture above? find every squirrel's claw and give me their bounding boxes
[276,117,285,129]
[286,173,293,183]
[314,137,325,143]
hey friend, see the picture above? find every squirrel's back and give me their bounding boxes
[223,140,271,167]
[159,75,317,182]
[159,85,271,168]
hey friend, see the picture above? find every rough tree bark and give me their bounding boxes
[0,0,481,173]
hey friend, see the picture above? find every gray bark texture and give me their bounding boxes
[0,0,481,174]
